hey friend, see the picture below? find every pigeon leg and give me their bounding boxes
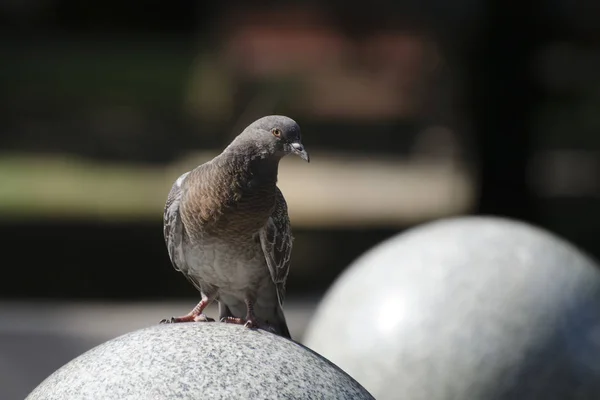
[242,299,259,328]
[160,296,214,324]
[221,298,260,329]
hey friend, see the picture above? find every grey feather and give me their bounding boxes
[163,172,188,269]
[163,171,203,292]
[259,187,293,307]
[160,115,308,339]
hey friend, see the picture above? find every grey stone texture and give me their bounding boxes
[304,216,600,400]
[27,322,373,400]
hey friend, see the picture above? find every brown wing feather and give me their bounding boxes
[259,187,293,306]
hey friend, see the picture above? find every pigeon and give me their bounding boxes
[160,115,309,339]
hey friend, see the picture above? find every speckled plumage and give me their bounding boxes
[162,115,309,338]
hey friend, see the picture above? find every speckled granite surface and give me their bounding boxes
[0,297,318,400]
[305,216,600,399]
[26,322,373,400]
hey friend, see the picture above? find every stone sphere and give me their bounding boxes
[304,216,600,400]
[26,323,374,400]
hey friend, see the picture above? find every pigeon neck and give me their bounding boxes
[222,146,280,185]
[249,157,280,185]
[225,141,282,164]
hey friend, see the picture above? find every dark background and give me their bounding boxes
[1,0,599,302]
[2,1,600,398]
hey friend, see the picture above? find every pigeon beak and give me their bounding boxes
[290,142,310,162]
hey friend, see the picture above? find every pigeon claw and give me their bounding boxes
[243,319,258,329]
[220,316,245,325]
[193,314,215,322]
[220,316,260,330]
[159,314,214,324]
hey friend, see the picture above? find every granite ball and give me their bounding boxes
[304,216,600,400]
[26,322,374,400]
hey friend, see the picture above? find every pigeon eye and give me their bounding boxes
[271,128,282,138]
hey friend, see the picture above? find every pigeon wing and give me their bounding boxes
[259,187,293,306]
[163,171,203,292]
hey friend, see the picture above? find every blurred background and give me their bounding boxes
[1,0,600,398]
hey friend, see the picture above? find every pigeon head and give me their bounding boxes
[235,115,310,162]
